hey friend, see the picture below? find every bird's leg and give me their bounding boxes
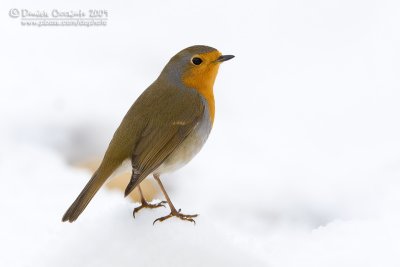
[152,174,198,225]
[132,184,167,218]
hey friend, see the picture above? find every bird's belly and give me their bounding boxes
[155,116,212,174]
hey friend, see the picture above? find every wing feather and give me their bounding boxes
[124,86,205,196]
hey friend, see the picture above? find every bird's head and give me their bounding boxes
[160,45,234,92]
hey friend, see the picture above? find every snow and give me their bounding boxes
[1,0,400,266]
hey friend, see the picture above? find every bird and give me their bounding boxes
[62,45,234,224]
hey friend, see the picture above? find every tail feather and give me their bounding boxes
[62,161,119,223]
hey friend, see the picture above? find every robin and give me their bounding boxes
[62,45,234,224]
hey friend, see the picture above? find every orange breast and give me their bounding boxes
[181,51,221,124]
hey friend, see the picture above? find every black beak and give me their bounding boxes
[216,55,235,62]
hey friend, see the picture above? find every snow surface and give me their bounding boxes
[1,0,400,266]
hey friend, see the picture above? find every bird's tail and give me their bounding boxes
[62,160,120,223]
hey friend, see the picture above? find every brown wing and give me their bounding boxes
[124,86,205,196]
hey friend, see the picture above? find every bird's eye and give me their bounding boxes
[191,57,203,65]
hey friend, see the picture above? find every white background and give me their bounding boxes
[1,0,400,266]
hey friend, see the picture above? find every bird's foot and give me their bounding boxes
[153,208,198,225]
[132,200,167,218]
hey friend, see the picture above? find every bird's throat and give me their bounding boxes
[182,65,219,124]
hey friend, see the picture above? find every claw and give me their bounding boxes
[132,200,167,218]
[153,209,198,225]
